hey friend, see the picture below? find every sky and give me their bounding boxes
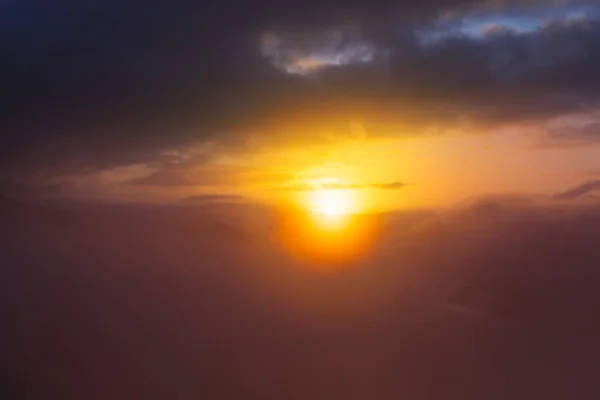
[6,3,600,397]
[3,0,600,211]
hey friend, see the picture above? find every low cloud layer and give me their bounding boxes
[4,194,600,398]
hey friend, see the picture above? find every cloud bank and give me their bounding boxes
[2,0,600,188]
[4,194,600,398]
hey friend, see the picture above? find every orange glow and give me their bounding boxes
[311,211,349,231]
[277,207,381,269]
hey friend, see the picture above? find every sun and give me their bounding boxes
[277,185,381,266]
[310,189,353,217]
[278,188,379,267]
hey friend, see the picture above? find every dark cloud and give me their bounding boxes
[132,169,194,187]
[554,179,600,199]
[0,179,68,199]
[2,0,600,183]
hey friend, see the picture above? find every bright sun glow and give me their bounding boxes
[279,187,377,267]
[310,189,353,216]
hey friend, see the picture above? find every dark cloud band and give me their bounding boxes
[2,0,600,185]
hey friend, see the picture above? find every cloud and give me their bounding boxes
[132,169,196,187]
[0,179,69,199]
[259,27,388,75]
[371,181,406,190]
[7,194,600,398]
[279,181,407,191]
[128,160,292,190]
[554,179,600,199]
[3,0,600,184]
[183,194,245,203]
[540,111,600,147]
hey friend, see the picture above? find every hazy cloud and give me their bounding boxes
[5,193,600,397]
[371,182,406,190]
[554,179,600,199]
[279,181,407,191]
[132,169,196,187]
[183,194,245,203]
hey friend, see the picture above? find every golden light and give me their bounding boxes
[309,189,354,217]
[277,188,380,269]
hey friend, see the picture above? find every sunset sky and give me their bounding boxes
[3,0,600,212]
[7,2,600,398]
